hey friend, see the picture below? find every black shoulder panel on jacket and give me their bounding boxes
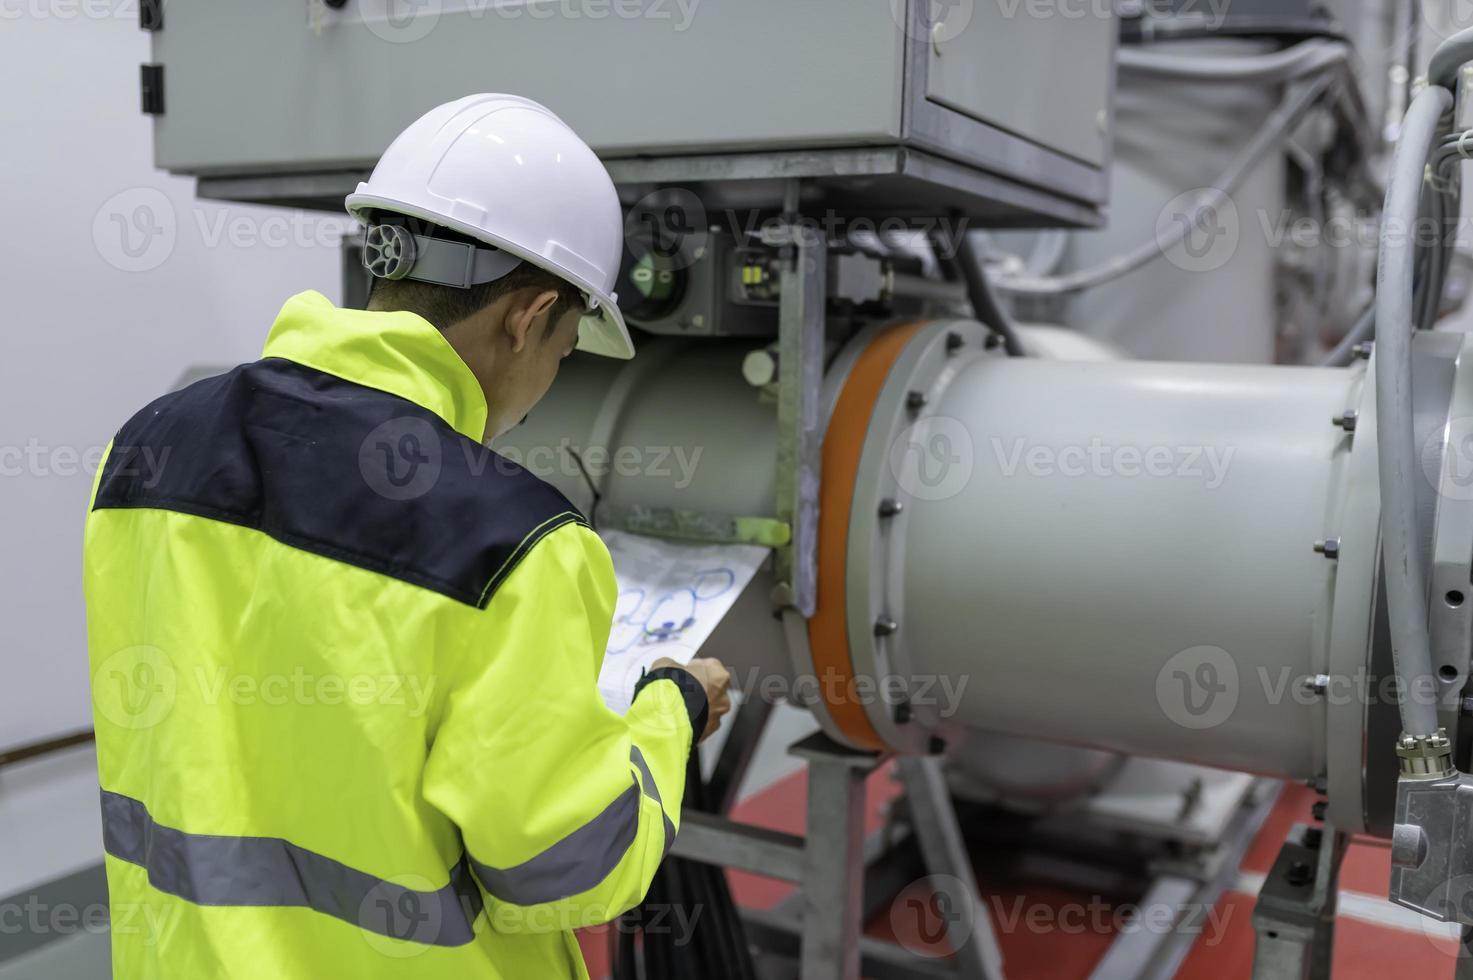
[93,358,587,608]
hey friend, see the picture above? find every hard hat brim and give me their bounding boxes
[577,302,635,360]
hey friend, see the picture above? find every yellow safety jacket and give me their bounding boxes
[83,291,701,978]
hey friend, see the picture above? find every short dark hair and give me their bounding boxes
[364,213,584,333]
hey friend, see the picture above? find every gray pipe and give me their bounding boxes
[1117,39,1348,84]
[1376,84,1452,739]
[1430,28,1473,92]
[996,73,1335,298]
[1320,305,1375,367]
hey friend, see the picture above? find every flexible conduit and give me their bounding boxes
[1376,83,1452,738]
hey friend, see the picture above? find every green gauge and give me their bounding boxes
[617,238,687,323]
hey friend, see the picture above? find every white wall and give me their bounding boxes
[0,7,346,894]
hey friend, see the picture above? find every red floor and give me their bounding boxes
[577,768,1461,978]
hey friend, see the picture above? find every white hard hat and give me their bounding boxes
[346,94,634,359]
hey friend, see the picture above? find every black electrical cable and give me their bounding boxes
[612,750,757,980]
[928,223,1026,356]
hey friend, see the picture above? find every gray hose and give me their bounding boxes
[1430,27,1473,92]
[996,73,1336,298]
[1377,84,1452,739]
[1117,39,1349,84]
[1320,305,1374,367]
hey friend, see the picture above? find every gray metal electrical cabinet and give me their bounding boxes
[145,1,1115,226]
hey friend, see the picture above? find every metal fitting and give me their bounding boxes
[1332,411,1358,432]
[906,390,928,411]
[1396,729,1456,778]
[1299,674,1330,698]
[1352,342,1374,360]
[873,617,899,637]
[1313,538,1341,560]
[878,498,904,519]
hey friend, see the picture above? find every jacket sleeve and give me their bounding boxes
[422,521,701,934]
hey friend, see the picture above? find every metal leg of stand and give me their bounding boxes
[792,733,881,980]
[897,756,1006,980]
[1250,823,1345,980]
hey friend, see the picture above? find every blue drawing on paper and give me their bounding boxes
[607,567,737,655]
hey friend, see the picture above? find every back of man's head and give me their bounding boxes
[363,213,583,334]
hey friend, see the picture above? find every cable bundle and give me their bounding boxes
[612,751,757,980]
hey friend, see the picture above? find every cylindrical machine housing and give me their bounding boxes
[495,321,1468,834]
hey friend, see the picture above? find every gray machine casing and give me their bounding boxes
[145,1,1115,226]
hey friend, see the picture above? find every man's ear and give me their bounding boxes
[504,288,560,353]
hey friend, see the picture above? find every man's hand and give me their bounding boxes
[652,657,732,742]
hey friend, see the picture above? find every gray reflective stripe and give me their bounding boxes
[468,746,679,906]
[629,745,678,856]
[100,790,482,947]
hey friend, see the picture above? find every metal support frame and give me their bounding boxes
[773,179,826,616]
[672,730,1005,980]
[1250,822,1347,980]
[793,735,878,980]
[896,757,1006,978]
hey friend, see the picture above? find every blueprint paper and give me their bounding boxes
[597,529,769,714]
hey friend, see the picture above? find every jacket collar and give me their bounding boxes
[261,291,488,443]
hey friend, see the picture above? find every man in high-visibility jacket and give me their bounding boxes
[83,94,731,978]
